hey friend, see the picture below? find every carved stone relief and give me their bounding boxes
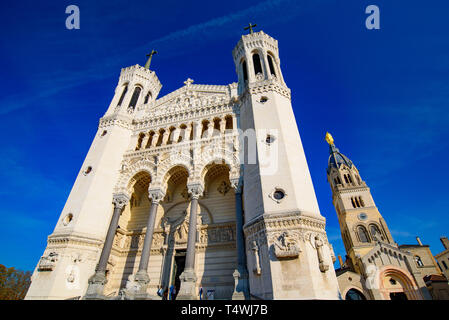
[38,252,58,271]
[270,231,301,259]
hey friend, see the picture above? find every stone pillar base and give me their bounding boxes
[232,268,249,300]
[84,271,107,300]
[176,269,198,300]
[121,271,151,299]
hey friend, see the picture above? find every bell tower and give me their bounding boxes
[26,57,162,300]
[233,28,340,299]
[325,132,395,272]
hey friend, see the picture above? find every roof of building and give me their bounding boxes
[399,244,430,249]
[327,144,353,173]
[424,274,448,283]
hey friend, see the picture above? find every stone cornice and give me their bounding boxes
[232,30,279,62]
[99,114,133,130]
[336,186,371,194]
[134,102,237,131]
[240,80,291,103]
[243,211,327,237]
[47,232,104,247]
[122,132,238,159]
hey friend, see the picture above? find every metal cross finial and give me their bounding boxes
[144,50,157,69]
[244,23,257,34]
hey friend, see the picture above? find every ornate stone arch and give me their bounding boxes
[378,266,422,300]
[195,150,240,185]
[114,158,156,195]
[152,155,193,189]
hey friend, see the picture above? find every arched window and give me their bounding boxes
[128,87,142,110]
[345,289,366,300]
[370,224,384,241]
[242,61,248,82]
[225,115,233,130]
[442,260,448,270]
[144,91,152,104]
[267,54,276,76]
[344,175,349,184]
[358,226,370,243]
[359,196,365,207]
[351,197,356,208]
[253,53,263,76]
[117,85,128,106]
[415,256,424,267]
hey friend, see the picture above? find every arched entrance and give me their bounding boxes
[345,288,366,300]
[104,170,153,295]
[379,267,422,300]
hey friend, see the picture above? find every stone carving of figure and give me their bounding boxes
[251,241,261,275]
[161,210,188,245]
[272,232,300,259]
[315,236,329,272]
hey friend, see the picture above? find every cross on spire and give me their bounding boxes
[184,78,194,86]
[144,50,157,69]
[244,23,257,34]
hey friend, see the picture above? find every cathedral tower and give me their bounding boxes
[25,63,161,299]
[325,132,395,272]
[325,133,433,300]
[233,29,340,299]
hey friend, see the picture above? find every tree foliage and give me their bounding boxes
[0,264,31,300]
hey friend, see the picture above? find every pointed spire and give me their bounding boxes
[326,132,353,172]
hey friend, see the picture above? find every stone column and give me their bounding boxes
[84,193,129,299]
[230,178,250,299]
[219,118,226,135]
[129,188,165,299]
[141,133,150,150]
[176,183,204,300]
[172,128,181,144]
[161,130,170,145]
[262,49,272,80]
[193,121,201,141]
[151,132,160,147]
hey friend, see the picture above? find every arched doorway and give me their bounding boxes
[379,267,421,300]
[345,288,366,300]
[104,170,153,295]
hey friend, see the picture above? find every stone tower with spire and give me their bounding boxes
[325,132,432,300]
[325,132,395,272]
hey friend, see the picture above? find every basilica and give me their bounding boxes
[24,28,446,301]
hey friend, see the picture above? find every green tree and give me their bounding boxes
[0,264,31,300]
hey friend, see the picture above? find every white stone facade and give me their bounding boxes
[25,30,340,300]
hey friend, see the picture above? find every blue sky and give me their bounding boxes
[0,0,448,271]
